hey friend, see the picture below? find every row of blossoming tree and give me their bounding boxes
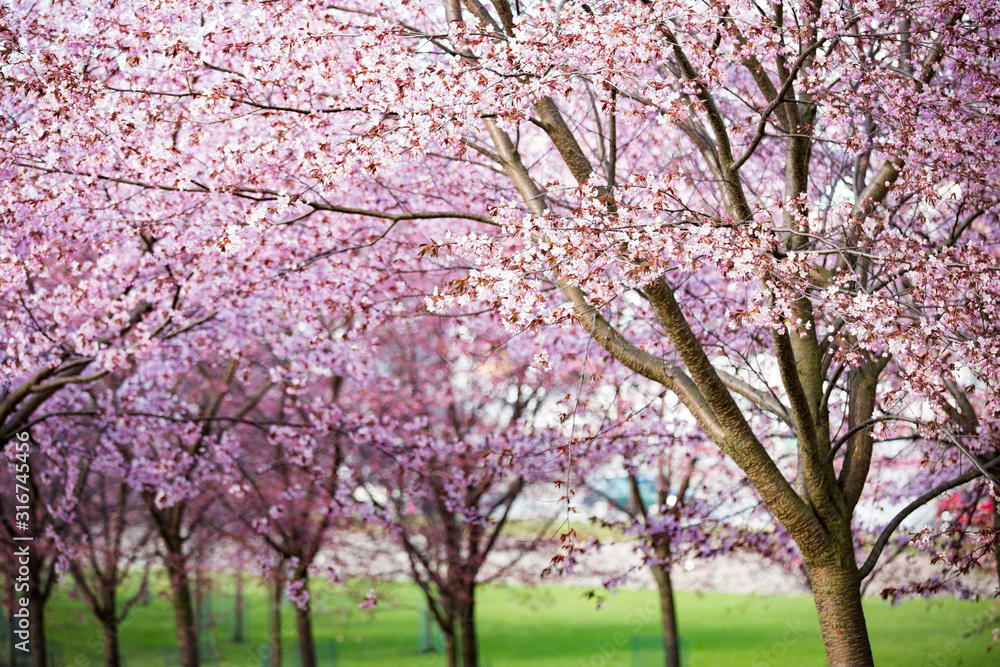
[2,1,999,666]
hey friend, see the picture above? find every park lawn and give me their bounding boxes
[45,577,996,667]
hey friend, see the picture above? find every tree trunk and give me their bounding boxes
[166,555,200,667]
[292,583,317,667]
[103,620,122,667]
[807,560,874,667]
[28,589,46,667]
[651,561,681,667]
[233,568,245,643]
[993,498,1000,592]
[26,550,49,667]
[458,594,477,667]
[270,575,283,667]
[444,630,458,667]
[103,585,121,667]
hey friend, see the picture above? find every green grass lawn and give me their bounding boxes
[45,577,996,667]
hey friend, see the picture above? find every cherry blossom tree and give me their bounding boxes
[93,349,340,667]
[570,368,786,667]
[96,366,237,667]
[219,372,355,667]
[370,4,999,663]
[11,411,157,667]
[0,433,66,667]
[580,416,720,667]
[353,316,570,667]
[58,463,153,667]
[5,1,1000,665]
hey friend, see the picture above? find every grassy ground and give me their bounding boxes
[45,578,996,667]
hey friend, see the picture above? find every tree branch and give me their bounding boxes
[858,454,1000,579]
[731,39,824,172]
[642,277,827,551]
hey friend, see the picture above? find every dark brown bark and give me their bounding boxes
[652,561,680,667]
[104,620,122,667]
[628,467,682,667]
[25,551,54,667]
[166,555,199,667]
[807,560,874,667]
[489,97,877,667]
[292,580,317,667]
[27,590,45,667]
[102,586,121,667]
[533,96,594,185]
[444,628,458,667]
[458,591,477,667]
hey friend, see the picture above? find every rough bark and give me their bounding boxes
[644,278,828,553]
[807,559,874,667]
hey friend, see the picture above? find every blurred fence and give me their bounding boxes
[0,620,64,667]
[258,640,338,667]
